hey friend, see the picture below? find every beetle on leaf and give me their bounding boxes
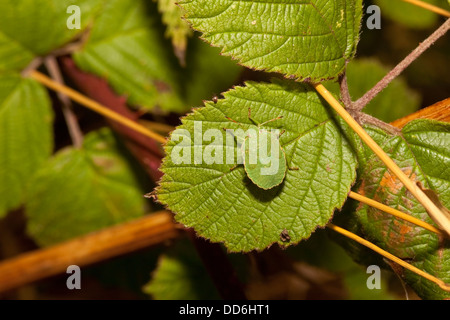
[224,108,298,190]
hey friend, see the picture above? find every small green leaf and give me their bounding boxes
[0,73,53,217]
[155,0,193,65]
[179,0,363,81]
[143,240,220,300]
[25,128,150,246]
[0,0,102,71]
[156,79,357,252]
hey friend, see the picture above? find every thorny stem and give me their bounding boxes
[338,72,353,109]
[337,73,400,133]
[352,18,450,111]
[351,112,401,135]
[44,57,83,148]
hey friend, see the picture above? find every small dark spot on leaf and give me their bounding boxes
[280,229,291,242]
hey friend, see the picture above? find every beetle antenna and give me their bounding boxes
[225,116,245,128]
[259,115,283,127]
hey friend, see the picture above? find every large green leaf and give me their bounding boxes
[343,120,450,299]
[179,0,363,81]
[0,0,102,72]
[25,128,150,246]
[0,73,53,217]
[156,79,357,252]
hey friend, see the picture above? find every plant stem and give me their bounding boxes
[353,18,450,111]
[401,0,450,17]
[339,72,353,109]
[0,211,180,294]
[314,83,450,237]
[29,70,167,144]
[44,57,83,148]
[352,112,401,135]
[327,223,450,292]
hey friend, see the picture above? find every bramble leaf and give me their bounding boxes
[342,120,450,299]
[179,0,363,81]
[156,79,357,252]
[25,128,150,246]
[0,73,54,217]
